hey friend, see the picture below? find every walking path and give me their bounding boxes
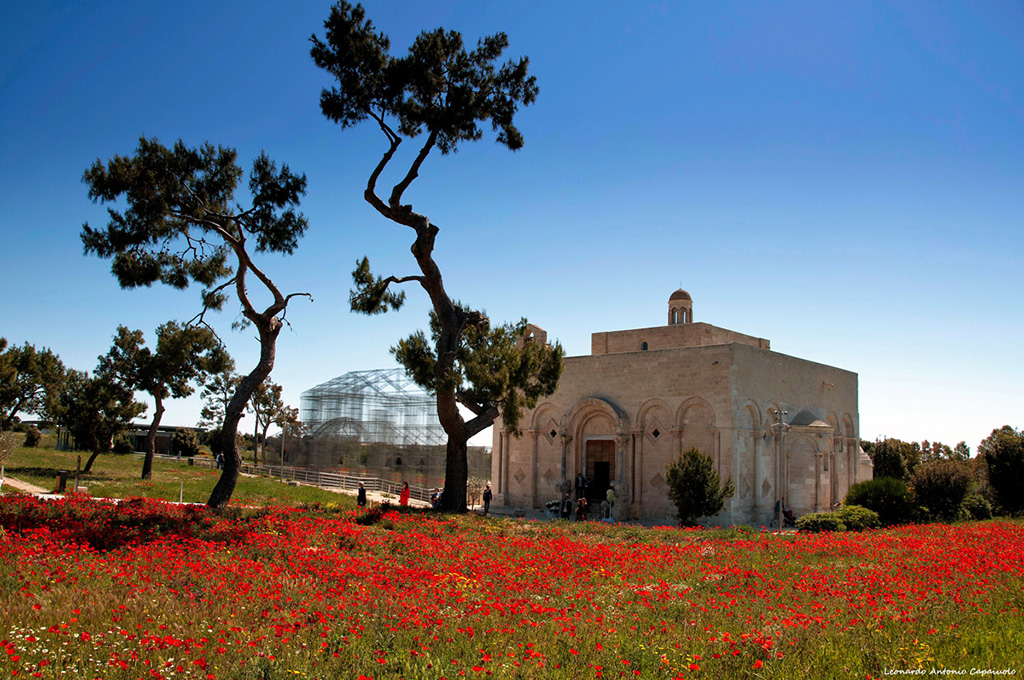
[0,475,50,495]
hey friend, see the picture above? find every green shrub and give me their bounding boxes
[961,493,992,521]
[845,477,915,526]
[112,435,134,455]
[666,448,735,526]
[796,512,846,533]
[172,429,202,458]
[835,504,880,531]
[911,459,971,521]
[23,426,42,448]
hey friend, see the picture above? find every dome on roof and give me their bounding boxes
[669,288,692,301]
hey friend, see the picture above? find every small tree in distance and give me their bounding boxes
[248,378,286,465]
[0,340,67,431]
[979,425,1024,515]
[666,448,735,527]
[81,138,311,508]
[311,1,563,512]
[60,369,147,473]
[98,323,230,479]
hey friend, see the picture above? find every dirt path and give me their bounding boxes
[0,475,51,495]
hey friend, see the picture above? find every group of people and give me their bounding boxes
[558,472,593,521]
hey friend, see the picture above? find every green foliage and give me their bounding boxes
[961,493,992,521]
[845,477,915,526]
[796,511,846,533]
[112,435,134,455]
[59,369,146,470]
[911,459,971,521]
[172,429,202,458]
[979,426,1024,515]
[392,311,564,436]
[81,138,307,297]
[869,438,913,480]
[100,323,230,409]
[952,441,971,461]
[665,447,735,526]
[795,505,880,533]
[312,1,538,154]
[0,340,67,430]
[835,504,881,531]
[199,368,241,430]
[247,378,296,463]
[23,426,42,448]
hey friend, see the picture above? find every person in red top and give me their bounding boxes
[399,481,410,507]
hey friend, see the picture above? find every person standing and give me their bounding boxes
[576,497,589,522]
[560,493,572,520]
[357,482,367,508]
[399,481,410,507]
[482,483,492,514]
[574,472,589,501]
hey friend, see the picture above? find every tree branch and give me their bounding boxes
[389,130,438,212]
[364,112,404,221]
[465,404,500,439]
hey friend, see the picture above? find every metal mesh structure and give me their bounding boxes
[300,368,447,447]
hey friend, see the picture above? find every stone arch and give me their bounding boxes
[842,414,855,439]
[638,398,671,439]
[567,397,628,505]
[531,402,561,441]
[677,397,716,470]
[742,401,762,431]
[735,401,762,503]
[786,434,819,515]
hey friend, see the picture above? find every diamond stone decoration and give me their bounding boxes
[514,468,526,485]
[542,468,557,486]
[762,477,772,497]
[651,472,666,490]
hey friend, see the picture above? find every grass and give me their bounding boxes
[1,445,357,507]
[1,499,1022,679]
[2,449,1023,678]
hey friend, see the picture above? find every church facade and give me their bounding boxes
[491,290,873,525]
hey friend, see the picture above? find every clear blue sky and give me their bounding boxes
[2,1,1021,451]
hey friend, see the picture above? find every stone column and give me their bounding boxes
[501,430,511,505]
[753,429,763,513]
[529,430,539,507]
[631,429,644,513]
[814,451,823,512]
[829,452,837,507]
[613,431,631,521]
[495,430,504,495]
[783,449,791,506]
[558,429,572,495]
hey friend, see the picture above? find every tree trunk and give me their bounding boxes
[141,396,164,480]
[82,433,112,474]
[207,321,280,509]
[410,215,472,513]
[440,430,469,512]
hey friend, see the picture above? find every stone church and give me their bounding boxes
[491,290,873,525]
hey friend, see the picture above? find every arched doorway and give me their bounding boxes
[584,438,615,504]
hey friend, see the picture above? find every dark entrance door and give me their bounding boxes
[585,439,615,504]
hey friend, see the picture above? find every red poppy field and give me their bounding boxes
[1,495,1022,679]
